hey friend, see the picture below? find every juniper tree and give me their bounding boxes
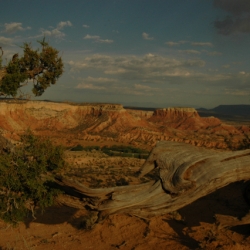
[0,38,63,97]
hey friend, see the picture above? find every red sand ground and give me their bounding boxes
[1,182,250,249]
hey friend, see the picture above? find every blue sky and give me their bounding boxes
[1,0,250,108]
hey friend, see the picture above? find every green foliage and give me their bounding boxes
[70,144,149,159]
[70,143,149,158]
[70,144,84,151]
[102,145,149,159]
[104,145,149,154]
[70,144,100,151]
[0,38,63,97]
[0,61,27,96]
[0,131,65,225]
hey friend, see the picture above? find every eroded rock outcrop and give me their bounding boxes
[0,100,249,150]
[149,107,221,130]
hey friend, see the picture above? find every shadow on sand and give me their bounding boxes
[163,181,250,248]
[23,180,250,249]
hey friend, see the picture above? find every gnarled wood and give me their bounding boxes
[57,141,250,223]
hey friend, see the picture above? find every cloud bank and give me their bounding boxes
[84,34,113,43]
[41,21,72,38]
[68,52,250,101]
[0,36,13,46]
[69,53,205,81]
[4,22,31,33]
[214,0,250,35]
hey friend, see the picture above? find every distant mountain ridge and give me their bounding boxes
[198,105,250,118]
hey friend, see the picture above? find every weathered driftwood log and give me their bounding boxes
[57,141,250,223]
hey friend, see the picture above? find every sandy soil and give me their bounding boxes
[1,151,250,249]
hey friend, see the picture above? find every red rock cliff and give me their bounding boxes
[0,101,249,150]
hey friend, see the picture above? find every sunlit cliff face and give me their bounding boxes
[0,100,249,150]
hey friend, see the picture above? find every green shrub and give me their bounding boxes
[0,131,65,225]
[101,145,149,158]
[70,144,84,151]
[70,144,100,151]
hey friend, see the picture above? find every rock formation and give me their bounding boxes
[0,100,249,150]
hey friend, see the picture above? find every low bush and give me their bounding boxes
[70,145,100,151]
[0,131,65,225]
[101,145,149,158]
[70,144,148,159]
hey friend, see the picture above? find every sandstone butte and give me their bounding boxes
[0,100,249,150]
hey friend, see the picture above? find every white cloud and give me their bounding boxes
[118,87,156,96]
[224,89,250,96]
[4,22,31,33]
[179,50,201,55]
[82,24,90,28]
[76,83,106,90]
[202,74,231,81]
[75,76,117,91]
[83,76,117,83]
[205,51,222,56]
[98,39,113,44]
[166,41,213,48]
[84,34,113,43]
[40,20,72,39]
[74,75,160,96]
[69,53,250,101]
[191,42,213,47]
[84,34,100,40]
[165,41,188,46]
[135,84,159,92]
[42,29,65,38]
[109,83,163,96]
[0,36,13,45]
[69,53,205,82]
[142,32,154,40]
[238,71,250,78]
[93,84,159,96]
[57,21,72,29]
[104,68,128,75]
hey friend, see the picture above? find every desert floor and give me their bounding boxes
[1,150,250,250]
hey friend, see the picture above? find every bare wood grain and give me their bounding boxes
[57,141,250,225]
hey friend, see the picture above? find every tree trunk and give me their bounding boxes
[56,141,250,225]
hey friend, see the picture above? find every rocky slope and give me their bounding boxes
[0,100,249,150]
